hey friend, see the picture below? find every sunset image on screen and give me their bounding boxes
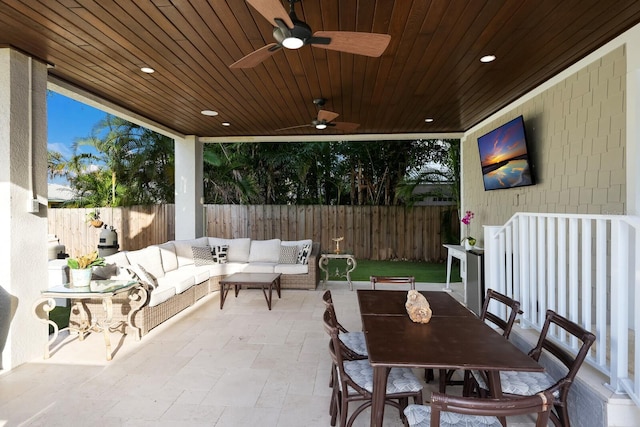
[477,116,534,190]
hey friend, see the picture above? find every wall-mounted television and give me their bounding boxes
[477,115,535,191]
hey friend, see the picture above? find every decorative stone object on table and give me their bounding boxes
[405,290,433,324]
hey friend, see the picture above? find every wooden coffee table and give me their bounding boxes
[219,272,281,310]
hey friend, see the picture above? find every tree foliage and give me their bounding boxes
[48,115,174,207]
[203,139,458,206]
[49,114,458,208]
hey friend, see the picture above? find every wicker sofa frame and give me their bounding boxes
[70,242,320,337]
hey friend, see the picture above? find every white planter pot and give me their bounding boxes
[70,268,92,287]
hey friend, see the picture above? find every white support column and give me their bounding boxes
[0,48,49,371]
[627,25,640,216]
[174,135,203,240]
[624,28,640,337]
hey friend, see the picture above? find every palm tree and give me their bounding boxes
[203,143,258,204]
[49,114,175,207]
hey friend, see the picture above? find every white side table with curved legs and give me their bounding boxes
[319,253,358,291]
[33,279,146,361]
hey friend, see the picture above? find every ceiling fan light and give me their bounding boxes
[315,123,327,130]
[282,37,304,49]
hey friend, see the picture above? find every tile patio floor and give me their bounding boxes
[0,281,537,426]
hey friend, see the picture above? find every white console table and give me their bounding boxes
[443,244,467,292]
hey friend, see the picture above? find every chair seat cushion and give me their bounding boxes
[472,370,557,396]
[344,359,422,394]
[338,331,368,357]
[404,404,502,427]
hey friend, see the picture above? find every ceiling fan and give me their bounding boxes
[230,0,391,69]
[276,98,360,132]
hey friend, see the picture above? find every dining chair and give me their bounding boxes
[429,289,522,393]
[370,275,416,290]
[321,289,368,417]
[322,290,368,360]
[471,309,596,427]
[404,390,555,427]
[323,309,424,427]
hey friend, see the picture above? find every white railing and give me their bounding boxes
[484,213,640,405]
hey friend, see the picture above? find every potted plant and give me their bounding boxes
[67,250,105,287]
[86,209,103,228]
[461,210,476,250]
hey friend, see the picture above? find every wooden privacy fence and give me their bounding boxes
[49,204,455,261]
[48,205,175,258]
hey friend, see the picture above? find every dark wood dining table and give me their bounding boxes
[357,290,543,427]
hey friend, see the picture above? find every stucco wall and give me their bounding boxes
[0,49,49,371]
[461,46,626,245]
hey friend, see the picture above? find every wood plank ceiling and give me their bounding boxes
[1,0,640,138]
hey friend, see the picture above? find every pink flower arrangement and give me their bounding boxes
[461,210,476,246]
[461,210,474,226]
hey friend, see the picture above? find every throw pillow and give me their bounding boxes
[132,264,158,290]
[297,243,311,265]
[279,245,298,264]
[213,245,229,264]
[192,245,215,266]
[91,262,118,280]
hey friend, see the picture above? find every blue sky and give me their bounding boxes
[48,92,107,184]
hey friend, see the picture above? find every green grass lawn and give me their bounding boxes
[322,258,462,283]
[49,306,71,334]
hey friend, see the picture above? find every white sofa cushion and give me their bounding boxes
[248,239,281,263]
[148,284,176,307]
[282,239,313,248]
[172,237,209,267]
[274,263,309,274]
[228,238,251,263]
[158,269,195,294]
[104,251,130,267]
[126,246,165,278]
[206,262,247,277]
[243,262,276,273]
[156,242,178,272]
[190,265,211,285]
[209,237,251,263]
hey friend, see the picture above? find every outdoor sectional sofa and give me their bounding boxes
[69,237,320,337]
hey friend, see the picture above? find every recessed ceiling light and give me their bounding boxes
[201,110,219,116]
[424,118,434,123]
[140,66,155,73]
[222,122,231,126]
[480,55,496,63]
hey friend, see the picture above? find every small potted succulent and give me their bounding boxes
[67,250,105,287]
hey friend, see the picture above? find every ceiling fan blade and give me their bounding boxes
[333,122,360,132]
[312,31,391,57]
[247,0,294,28]
[230,43,281,69]
[317,109,339,123]
[306,36,331,46]
[275,124,312,131]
